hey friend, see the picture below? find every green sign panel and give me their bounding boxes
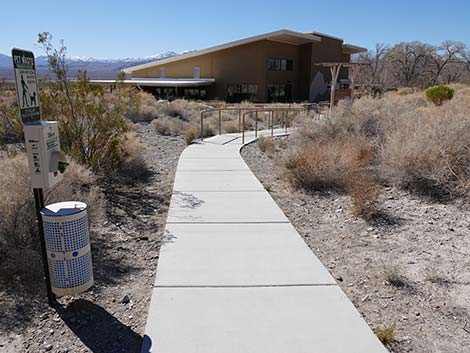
[12,48,41,124]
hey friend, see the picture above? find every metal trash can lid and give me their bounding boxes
[41,201,87,217]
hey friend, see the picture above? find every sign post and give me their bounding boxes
[12,48,56,307]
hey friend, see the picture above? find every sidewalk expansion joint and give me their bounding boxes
[166,221,291,224]
[173,190,266,192]
[154,283,338,289]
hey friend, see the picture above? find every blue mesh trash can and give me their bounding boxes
[41,201,94,296]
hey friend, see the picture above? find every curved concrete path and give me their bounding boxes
[141,129,388,353]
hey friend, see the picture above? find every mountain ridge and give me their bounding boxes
[0,51,184,80]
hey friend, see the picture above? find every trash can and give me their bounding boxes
[41,201,94,296]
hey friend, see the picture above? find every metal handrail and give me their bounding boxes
[200,107,247,141]
[241,106,319,144]
[200,103,320,142]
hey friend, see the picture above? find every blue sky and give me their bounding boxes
[2,0,469,58]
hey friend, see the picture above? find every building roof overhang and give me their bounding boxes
[123,29,322,73]
[89,78,215,87]
[342,44,368,54]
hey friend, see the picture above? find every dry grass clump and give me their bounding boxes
[162,99,209,121]
[223,120,240,133]
[396,87,421,95]
[0,155,104,249]
[346,170,381,216]
[375,324,396,346]
[0,154,104,283]
[296,94,426,145]
[289,84,470,204]
[257,137,274,153]
[182,127,199,145]
[113,131,152,184]
[149,99,220,138]
[127,92,160,122]
[284,135,373,192]
[380,101,470,199]
[384,265,410,288]
[151,118,189,136]
[0,89,22,144]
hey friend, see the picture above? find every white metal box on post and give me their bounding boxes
[23,121,63,189]
[41,201,94,296]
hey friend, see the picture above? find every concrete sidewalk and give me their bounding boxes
[142,129,388,353]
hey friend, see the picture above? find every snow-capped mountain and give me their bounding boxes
[0,51,183,80]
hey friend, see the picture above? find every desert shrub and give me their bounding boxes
[0,89,22,144]
[384,265,410,288]
[163,99,208,121]
[0,154,104,286]
[38,32,140,176]
[426,85,454,105]
[202,123,216,137]
[151,118,189,136]
[257,137,274,153]
[0,154,104,249]
[283,135,373,191]
[223,120,240,133]
[380,102,470,199]
[40,77,136,176]
[127,91,159,122]
[396,87,420,95]
[346,170,381,216]
[127,121,141,133]
[451,84,470,108]
[182,127,199,145]
[375,324,396,345]
[113,132,151,184]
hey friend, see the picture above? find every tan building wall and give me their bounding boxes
[132,35,350,102]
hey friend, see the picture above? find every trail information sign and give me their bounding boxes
[12,48,41,124]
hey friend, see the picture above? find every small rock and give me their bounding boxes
[43,343,53,351]
[121,295,130,304]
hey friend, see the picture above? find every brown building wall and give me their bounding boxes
[132,35,351,102]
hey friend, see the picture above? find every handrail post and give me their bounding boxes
[200,111,204,141]
[218,110,222,135]
[271,110,274,137]
[255,111,258,138]
[238,110,241,133]
[285,110,288,135]
[242,112,245,144]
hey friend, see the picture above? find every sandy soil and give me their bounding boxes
[0,124,186,353]
[241,137,470,353]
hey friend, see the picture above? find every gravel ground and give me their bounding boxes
[241,137,470,353]
[0,123,186,353]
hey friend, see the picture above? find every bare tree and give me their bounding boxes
[385,42,435,87]
[356,43,389,87]
[427,41,466,86]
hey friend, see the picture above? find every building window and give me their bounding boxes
[159,68,165,78]
[267,84,292,102]
[154,87,176,99]
[267,58,293,71]
[227,84,258,103]
[184,88,207,99]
